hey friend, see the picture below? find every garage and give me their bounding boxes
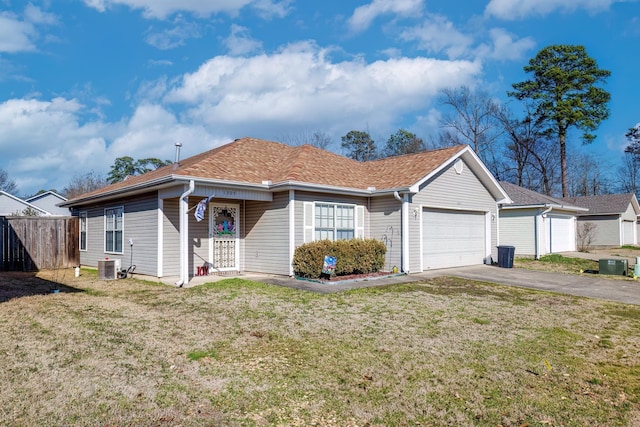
[623,220,635,245]
[546,214,576,253]
[423,208,486,269]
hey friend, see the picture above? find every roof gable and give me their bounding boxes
[25,191,67,203]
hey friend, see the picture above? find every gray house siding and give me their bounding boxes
[412,159,498,268]
[369,196,402,272]
[578,216,619,246]
[78,192,159,276]
[0,195,32,216]
[244,192,290,275]
[189,202,210,275]
[162,198,180,277]
[499,209,537,256]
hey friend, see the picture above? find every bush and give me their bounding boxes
[293,238,387,278]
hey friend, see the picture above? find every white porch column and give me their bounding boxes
[289,189,295,277]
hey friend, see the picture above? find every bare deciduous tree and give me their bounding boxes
[577,222,596,252]
[63,171,108,199]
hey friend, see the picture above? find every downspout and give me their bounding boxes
[176,180,195,287]
[539,206,552,258]
[394,191,409,273]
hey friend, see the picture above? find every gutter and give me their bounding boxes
[176,180,195,287]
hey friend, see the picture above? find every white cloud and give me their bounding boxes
[475,28,536,61]
[223,24,263,56]
[0,5,58,54]
[145,17,201,49]
[107,103,225,160]
[0,98,111,194]
[348,0,424,33]
[484,0,632,20]
[83,0,290,20]
[0,12,37,53]
[164,41,481,137]
[24,4,58,25]
[400,14,474,59]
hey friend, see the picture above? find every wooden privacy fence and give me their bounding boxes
[0,216,79,271]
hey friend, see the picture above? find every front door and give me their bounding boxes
[209,203,239,271]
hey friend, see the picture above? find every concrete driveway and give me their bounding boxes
[433,265,640,305]
[247,264,640,305]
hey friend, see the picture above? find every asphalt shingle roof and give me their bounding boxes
[67,137,467,202]
[499,181,569,206]
[563,194,637,215]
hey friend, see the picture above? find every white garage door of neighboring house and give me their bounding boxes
[546,214,576,253]
[623,220,635,245]
[423,208,486,270]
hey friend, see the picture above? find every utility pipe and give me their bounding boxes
[176,180,195,287]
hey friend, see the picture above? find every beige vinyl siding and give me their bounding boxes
[369,195,401,272]
[244,192,290,275]
[412,159,498,269]
[499,209,537,256]
[578,216,620,246]
[79,192,159,276]
[162,198,180,276]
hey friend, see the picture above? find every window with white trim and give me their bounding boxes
[315,203,355,241]
[79,211,87,251]
[105,207,123,253]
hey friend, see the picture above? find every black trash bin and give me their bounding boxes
[497,245,515,268]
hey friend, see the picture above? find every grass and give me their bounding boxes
[1,270,639,426]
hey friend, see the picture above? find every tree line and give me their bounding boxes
[1,44,637,201]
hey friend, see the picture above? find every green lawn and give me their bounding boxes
[0,270,639,426]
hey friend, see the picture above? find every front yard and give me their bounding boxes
[1,269,639,426]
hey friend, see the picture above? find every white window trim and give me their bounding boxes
[104,206,124,254]
[305,202,363,242]
[79,211,88,252]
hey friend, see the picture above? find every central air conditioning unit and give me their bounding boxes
[98,259,121,280]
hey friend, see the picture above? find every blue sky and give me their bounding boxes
[0,0,638,196]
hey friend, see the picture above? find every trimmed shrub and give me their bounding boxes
[293,238,387,278]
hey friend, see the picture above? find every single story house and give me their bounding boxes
[0,191,50,216]
[498,182,588,258]
[563,193,640,247]
[25,191,70,216]
[60,137,511,284]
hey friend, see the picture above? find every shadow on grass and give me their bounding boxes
[0,271,82,303]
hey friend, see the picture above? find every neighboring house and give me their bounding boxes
[562,194,640,247]
[0,191,49,216]
[498,182,588,258]
[60,137,511,284]
[25,191,70,216]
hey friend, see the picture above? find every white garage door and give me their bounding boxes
[623,221,635,245]
[423,209,486,269]
[546,214,575,253]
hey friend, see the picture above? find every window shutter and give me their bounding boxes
[356,205,365,238]
[304,202,314,242]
